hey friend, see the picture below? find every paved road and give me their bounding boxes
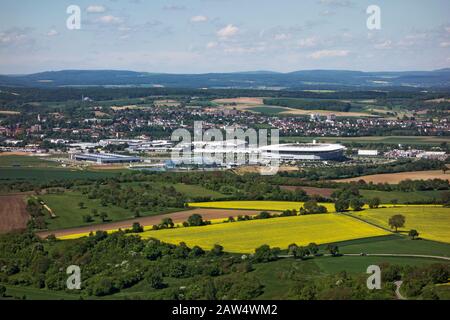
[343,253,450,261]
[279,253,450,261]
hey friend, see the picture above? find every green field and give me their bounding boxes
[0,155,58,168]
[0,167,124,183]
[336,234,450,257]
[39,183,226,230]
[280,135,450,145]
[172,183,227,200]
[40,191,180,230]
[359,190,444,204]
[118,182,227,200]
[247,105,290,115]
[1,284,81,300]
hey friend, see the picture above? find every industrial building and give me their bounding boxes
[358,149,379,156]
[259,143,346,161]
[189,141,346,162]
[71,152,142,164]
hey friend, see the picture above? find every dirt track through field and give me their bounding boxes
[36,208,276,238]
[0,195,29,233]
[280,186,335,198]
[334,170,450,184]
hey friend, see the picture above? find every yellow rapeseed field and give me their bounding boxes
[188,200,336,212]
[139,214,389,253]
[350,206,450,244]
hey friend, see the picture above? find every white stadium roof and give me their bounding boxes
[259,143,346,152]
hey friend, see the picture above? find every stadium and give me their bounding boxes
[259,142,346,161]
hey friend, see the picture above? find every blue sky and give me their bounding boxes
[0,0,449,74]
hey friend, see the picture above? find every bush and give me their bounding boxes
[82,215,93,223]
[131,222,144,233]
[300,200,328,215]
[256,211,272,219]
[253,245,279,262]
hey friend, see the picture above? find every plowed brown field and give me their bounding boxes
[0,195,29,233]
[334,170,450,184]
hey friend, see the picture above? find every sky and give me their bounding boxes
[0,0,449,74]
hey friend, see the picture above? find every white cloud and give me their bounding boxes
[274,33,290,41]
[298,37,318,48]
[309,49,349,59]
[0,28,30,45]
[320,10,335,16]
[217,24,239,38]
[224,46,266,54]
[440,42,450,48]
[374,40,392,49]
[318,0,354,7]
[206,41,218,49]
[97,15,122,24]
[86,5,106,13]
[191,15,208,23]
[163,5,186,11]
[47,29,58,37]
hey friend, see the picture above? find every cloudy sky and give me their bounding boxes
[0,0,449,74]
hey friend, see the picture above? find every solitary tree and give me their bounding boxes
[307,242,319,256]
[288,243,298,256]
[187,214,205,226]
[160,217,174,228]
[210,244,224,256]
[131,222,143,233]
[334,199,349,212]
[99,212,108,222]
[257,211,272,219]
[326,244,339,256]
[408,229,419,240]
[388,214,405,232]
[441,191,450,207]
[368,197,381,209]
[349,197,364,211]
[294,246,307,260]
[147,271,165,289]
[82,215,93,223]
[78,202,85,209]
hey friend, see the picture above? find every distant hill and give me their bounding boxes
[0,69,449,89]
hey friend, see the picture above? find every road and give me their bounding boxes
[343,253,450,261]
[394,281,407,300]
[279,253,450,261]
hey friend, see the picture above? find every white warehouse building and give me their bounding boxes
[259,143,346,161]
